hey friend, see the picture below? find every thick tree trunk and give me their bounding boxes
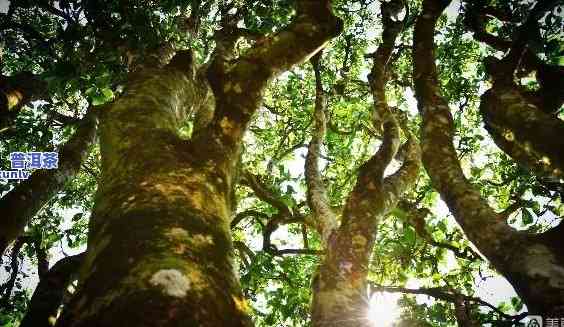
[0,110,98,255]
[310,218,380,327]
[55,59,253,327]
[48,0,341,324]
[310,141,420,327]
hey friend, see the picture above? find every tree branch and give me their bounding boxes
[412,0,523,266]
[305,52,339,244]
[241,171,292,217]
[397,201,480,261]
[200,0,343,155]
[0,108,99,255]
[370,283,528,322]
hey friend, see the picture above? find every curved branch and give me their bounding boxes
[383,134,421,202]
[0,108,99,255]
[413,0,520,264]
[480,86,564,180]
[230,209,268,229]
[370,283,528,322]
[397,201,480,261]
[201,0,343,152]
[241,171,292,217]
[305,53,339,243]
[413,0,564,315]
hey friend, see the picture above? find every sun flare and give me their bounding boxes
[367,292,401,327]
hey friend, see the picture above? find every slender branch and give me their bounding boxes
[272,248,323,256]
[397,201,480,261]
[241,171,292,217]
[0,237,26,307]
[233,241,254,269]
[370,283,528,322]
[231,209,268,229]
[305,52,339,243]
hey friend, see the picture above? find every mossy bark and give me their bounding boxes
[53,2,342,324]
[309,3,420,324]
[480,81,564,180]
[55,64,253,327]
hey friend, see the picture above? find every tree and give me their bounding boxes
[413,0,564,316]
[1,0,563,326]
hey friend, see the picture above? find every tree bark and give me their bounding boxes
[310,3,421,325]
[413,0,564,316]
[480,83,564,180]
[54,59,255,327]
[0,109,98,255]
[54,1,342,325]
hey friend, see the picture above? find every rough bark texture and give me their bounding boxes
[0,109,98,255]
[19,253,85,327]
[305,53,339,245]
[480,83,564,180]
[469,0,564,180]
[55,2,342,326]
[55,59,253,327]
[310,3,421,325]
[413,0,564,315]
[0,71,47,132]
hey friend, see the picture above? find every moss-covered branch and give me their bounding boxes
[310,3,422,325]
[305,53,339,244]
[480,80,564,180]
[200,0,343,155]
[413,0,517,261]
[413,0,564,315]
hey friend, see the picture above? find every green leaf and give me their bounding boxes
[101,87,114,99]
[521,208,534,225]
[404,226,416,244]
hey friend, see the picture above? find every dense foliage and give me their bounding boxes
[0,0,562,326]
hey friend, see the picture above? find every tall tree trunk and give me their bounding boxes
[308,4,421,324]
[413,0,564,316]
[55,0,342,323]
[55,57,254,327]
